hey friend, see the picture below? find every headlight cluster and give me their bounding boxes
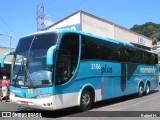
[36,94,52,99]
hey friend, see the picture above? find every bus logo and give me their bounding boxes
[28,89,33,94]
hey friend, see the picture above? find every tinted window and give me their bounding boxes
[99,40,117,61]
[16,33,58,53]
[81,36,101,60]
[56,33,79,85]
[81,35,158,65]
[81,35,125,62]
[0,63,11,79]
[115,43,126,62]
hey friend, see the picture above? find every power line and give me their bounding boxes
[0,18,10,35]
[0,17,20,38]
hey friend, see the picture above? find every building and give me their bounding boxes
[152,42,160,54]
[46,10,152,50]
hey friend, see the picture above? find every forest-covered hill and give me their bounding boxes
[130,22,160,45]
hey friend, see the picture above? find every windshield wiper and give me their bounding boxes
[24,36,37,88]
[14,56,36,88]
[14,57,24,86]
[23,64,36,88]
[14,36,36,88]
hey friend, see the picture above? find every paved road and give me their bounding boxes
[0,86,160,120]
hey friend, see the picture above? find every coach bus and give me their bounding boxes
[0,61,11,79]
[0,29,159,111]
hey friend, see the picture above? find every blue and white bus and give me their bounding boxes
[0,61,11,79]
[1,29,159,111]
[0,61,11,89]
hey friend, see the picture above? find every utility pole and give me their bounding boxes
[0,33,12,51]
[36,4,45,31]
[0,33,12,61]
[9,33,12,51]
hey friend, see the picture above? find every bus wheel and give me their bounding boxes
[79,89,93,111]
[144,83,150,95]
[137,83,144,97]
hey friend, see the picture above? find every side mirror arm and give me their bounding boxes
[1,51,15,68]
[46,46,57,65]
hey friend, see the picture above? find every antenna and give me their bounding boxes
[36,4,45,31]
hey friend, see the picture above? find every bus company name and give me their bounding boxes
[140,68,155,74]
[101,64,112,75]
[11,90,21,93]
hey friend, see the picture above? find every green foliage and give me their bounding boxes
[130,22,160,45]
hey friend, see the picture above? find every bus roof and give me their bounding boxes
[21,29,155,54]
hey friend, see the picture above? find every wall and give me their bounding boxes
[49,13,81,30]
[81,13,152,48]
[47,11,152,49]
[114,25,152,48]
[81,13,114,39]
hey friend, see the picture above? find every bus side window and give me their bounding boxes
[56,33,79,85]
[71,61,76,75]
[151,54,156,65]
[56,50,70,84]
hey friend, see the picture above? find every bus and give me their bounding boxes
[0,61,11,79]
[1,29,159,111]
[159,66,160,84]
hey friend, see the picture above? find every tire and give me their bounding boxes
[137,83,144,97]
[79,89,93,112]
[144,83,150,95]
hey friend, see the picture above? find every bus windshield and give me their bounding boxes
[11,33,58,87]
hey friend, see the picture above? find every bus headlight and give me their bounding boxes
[36,94,52,99]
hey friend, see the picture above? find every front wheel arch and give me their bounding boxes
[78,86,95,111]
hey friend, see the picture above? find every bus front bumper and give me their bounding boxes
[9,93,56,110]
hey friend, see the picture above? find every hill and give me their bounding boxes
[130,22,160,45]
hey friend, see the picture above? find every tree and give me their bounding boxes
[130,22,160,45]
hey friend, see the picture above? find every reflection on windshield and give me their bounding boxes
[11,33,58,87]
[12,50,53,87]
[15,56,36,88]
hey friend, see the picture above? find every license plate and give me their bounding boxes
[21,101,28,106]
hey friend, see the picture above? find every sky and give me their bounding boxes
[0,0,160,48]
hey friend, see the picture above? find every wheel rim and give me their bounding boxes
[146,84,150,93]
[82,93,91,107]
[139,85,144,94]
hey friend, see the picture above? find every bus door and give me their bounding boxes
[54,33,80,108]
[121,63,135,94]
[56,50,70,84]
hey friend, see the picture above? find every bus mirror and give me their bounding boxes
[47,45,57,65]
[1,51,15,68]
